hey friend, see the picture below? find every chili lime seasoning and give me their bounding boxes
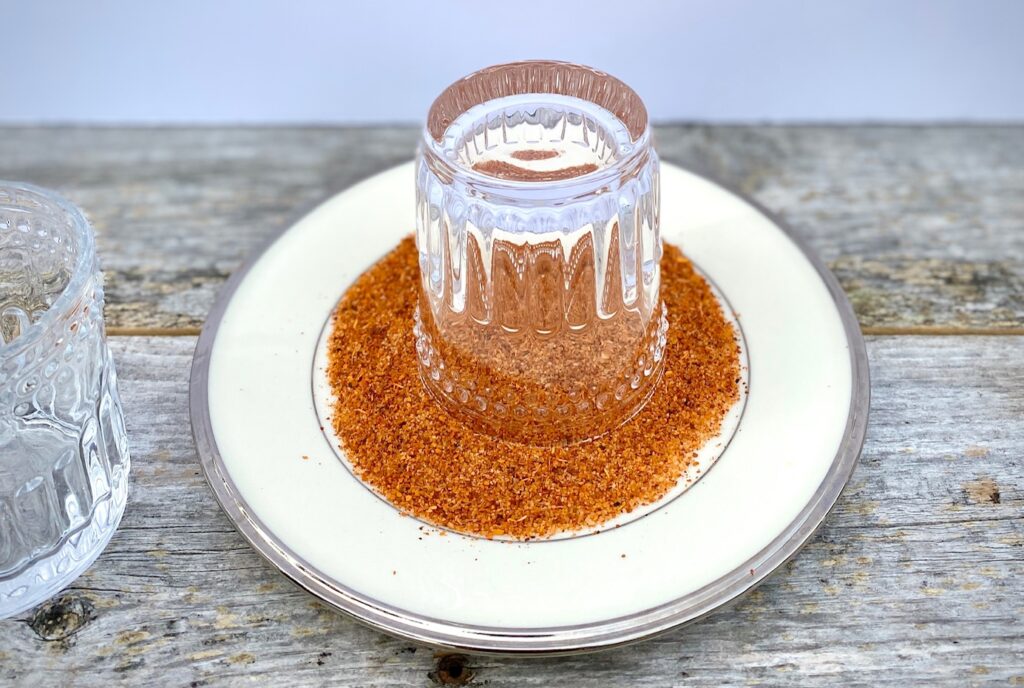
[326,237,740,540]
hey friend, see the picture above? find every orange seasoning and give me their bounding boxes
[326,237,740,540]
[471,159,599,182]
[471,148,598,181]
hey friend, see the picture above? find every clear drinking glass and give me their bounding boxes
[415,61,665,445]
[0,182,130,618]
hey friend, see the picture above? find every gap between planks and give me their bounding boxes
[861,326,1024,336]
[104,325,1024,338]
[107,327,202,337]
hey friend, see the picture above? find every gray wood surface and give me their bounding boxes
[0,126,1021,686]
[1,126,1021,332]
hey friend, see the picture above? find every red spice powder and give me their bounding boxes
[510,149,560,161]
[326,237,740,539]
[472,159,599,181]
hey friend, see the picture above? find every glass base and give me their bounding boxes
[415,302,668,445]
[0,472,127,619]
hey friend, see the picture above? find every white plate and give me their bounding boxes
[190,162,869,654]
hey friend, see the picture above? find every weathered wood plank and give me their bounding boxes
[0,335,1020,686]
[657,125,1024,331]
[1,127,419,332]
[1,126,1021,331]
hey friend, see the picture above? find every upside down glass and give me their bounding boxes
[0,182,130,618]
[414,61,665,445]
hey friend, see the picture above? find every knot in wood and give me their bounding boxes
[429,654,474,685]
[28,595,97,641]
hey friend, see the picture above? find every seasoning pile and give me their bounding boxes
[326,237,741,539]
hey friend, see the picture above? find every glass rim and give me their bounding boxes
[420,60,653,197]
[0,180,97,358]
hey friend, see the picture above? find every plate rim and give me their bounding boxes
[188,162,870,655]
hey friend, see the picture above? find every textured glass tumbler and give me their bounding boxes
[0,182,130,618]
[414,61,665,445]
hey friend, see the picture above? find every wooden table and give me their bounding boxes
[0,126,1021,686]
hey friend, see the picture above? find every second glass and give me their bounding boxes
[0,182,130,618]
[414,61,665,445]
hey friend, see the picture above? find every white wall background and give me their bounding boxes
[2,0,1022,123]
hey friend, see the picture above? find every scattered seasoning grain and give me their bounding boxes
[326,237,740,540]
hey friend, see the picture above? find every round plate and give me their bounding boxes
[190,162,869,655]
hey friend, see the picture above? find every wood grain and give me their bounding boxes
[0,335,1020,687]
[1,126,1021,332]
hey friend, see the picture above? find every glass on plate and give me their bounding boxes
[414,61,665,445]
[0,182,130,618]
